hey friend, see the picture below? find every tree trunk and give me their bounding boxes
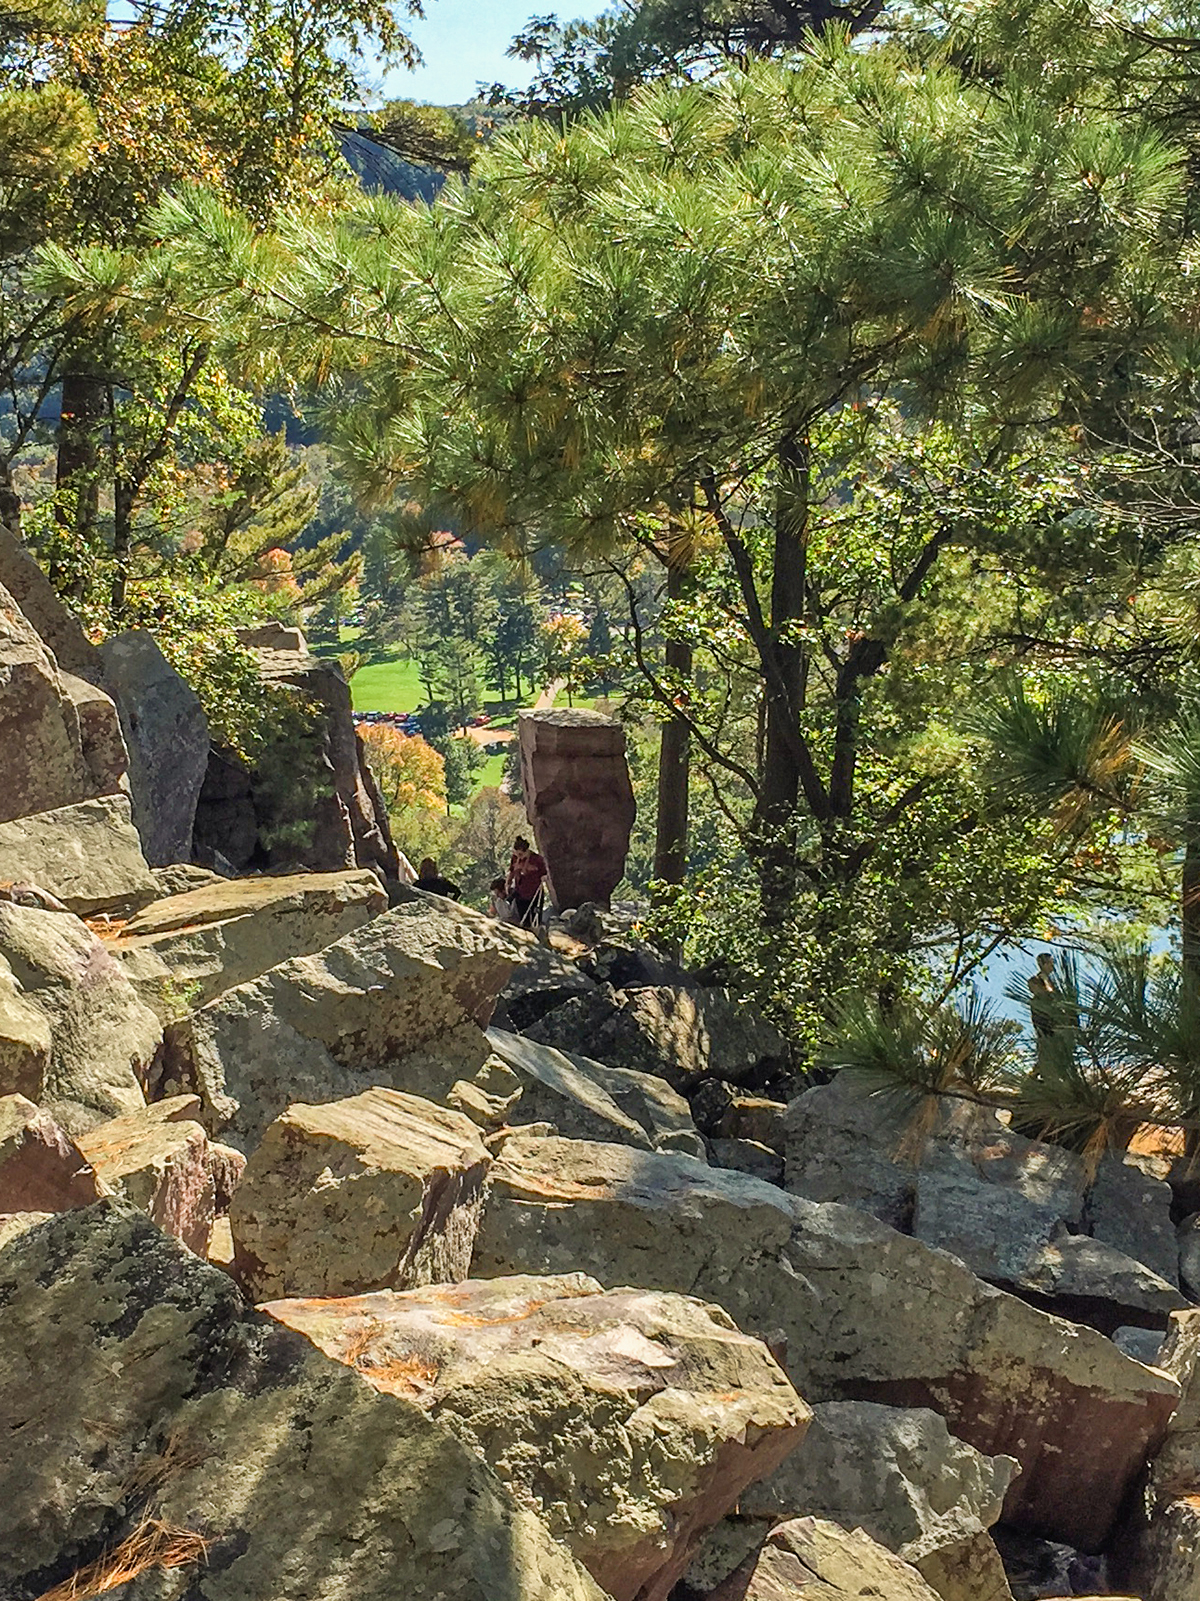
[1183,839,1200,998]
[654,561,691,888]
[111,475,134,620]
[53,368,105,597]
[756,433,811,903]
[0,462,20,539]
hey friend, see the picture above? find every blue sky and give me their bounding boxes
[383,0,573,106]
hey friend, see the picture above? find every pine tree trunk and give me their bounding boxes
[1183,840,1200,996]
[0,463,20,540]
[654,562,691,888]
[53,369,105,596]
[756,433,810,904]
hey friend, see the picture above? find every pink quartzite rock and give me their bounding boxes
[518,708,636,909]
[77,1099,215,1254]
[263,1273,810,1601]
[0,1093,103,1212]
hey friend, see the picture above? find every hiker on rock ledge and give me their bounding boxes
[507,835,546,929]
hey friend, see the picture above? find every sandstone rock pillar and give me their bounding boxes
[518,708,635,909]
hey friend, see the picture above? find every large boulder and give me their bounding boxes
[527,982,790,1091]
[739,1401,1016,1601]
[194,625,398,880]
[161,900,520,1150]
[230,1089,492,1300]
[60,669,130,797]
[785,1075,1182,1328]
[76,1097,214,1254]
[113,867,387,1013]
[707,1517,943,1601]
[0,1204,605,1601]
[0,902,158,1131]
[0,522,102,682]
[0,1093,103,1212]
[100,629,209,866]
[0,795,157,916]
[472,1133,1180,1552]
[0,578,91,823]
[494,936,600,1030]
[518,707,636,908]
[264,1273,810,1601]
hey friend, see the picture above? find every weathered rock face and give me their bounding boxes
[518,708,636,908]
[113,868,388,1013]
[709,1517,944,1601]
[486,1026,656,1150]
[0,1093,103,1212]
[494,936,600,1030]
[100,629,209,866]
[0,578,92,824]
[0,1204,606,1601]
[194,625,398,880]
[76,1099,214,1254]
[472,1133,1180,1552]
[61,670,130,798]
[264,1273,810,1601]
[0,522,102,683]
[527,983,791,1091]
[784,1074,1183,1329]
[0,795,158,916]
[0,902,158,1131]
[231,1089,493,1301]
[740,1401,1016,1601]
[162,900,520,1150]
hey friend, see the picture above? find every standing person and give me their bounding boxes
[487,876,511,922]
[507,835,546,929]
[416,857,461,900]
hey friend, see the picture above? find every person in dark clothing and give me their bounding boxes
[416,856,461,900]
[506,835,546,928]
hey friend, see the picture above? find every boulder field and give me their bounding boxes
[3,573,1200,1601]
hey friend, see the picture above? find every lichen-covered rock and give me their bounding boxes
[708,1517,943,1601]
[76,1099,214,1254]
[0,1204,606,1601]
[473,1134,1180,1551]
[519,707,636,908]
[0,902,158,1131]
[494,936,599,1030]
[231,1089,493,1300]
[60,670,130,797]
[114,867,388,1013]
[264,1273,810,1601]
[0,578,91,824]
[162,901,520,1150]
[0,1093,103,1212]
[484,1027,654,1148]
[740,1401,1016,1601]
[100,629,209,866]
[0,795,157,915]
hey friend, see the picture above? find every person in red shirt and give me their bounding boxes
[506,835,547,928]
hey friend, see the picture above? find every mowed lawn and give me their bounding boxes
[349,653,425,714]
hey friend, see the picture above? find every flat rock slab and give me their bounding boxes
[0,1093,103,1212]
[114,868,388,1010]
[0,902,158,1132]
[709,1517,943,1601]
[472,1134,1180,1552]
[0,795,157,916]
[77,1101,214,1254]
[0,1204,605,1601]
[231,1089,492,1300]
[162,900,521,1150]
[265,1273,809,1601]
[741,1401,1015,1601]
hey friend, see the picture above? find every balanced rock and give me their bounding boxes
[163,900,520,1150]
[0,1204,605,1601]
[708,1517,942,1601]
[518,707,636,908]
[740,1401,1016,1601]
[0,578,91,823]
[0,902,158,1131]
[0,794,158,916]
[114,867,388,1013]
[264,1273,810,1601]
[0,1093,103,1212]
[76,1096,214,1254]
[100,629,209,866]
[231,1089,492,1300]
[472,1133,1180,1551]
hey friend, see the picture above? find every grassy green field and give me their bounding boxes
[349,653,426,714]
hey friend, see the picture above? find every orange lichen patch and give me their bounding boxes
[436,1299,549,1328]
[85,917,130,940]
[505,1174,617,1202]
[34,1515,209,1601]
[349,1353,440,1398]
[1129,1124,1186,1160]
